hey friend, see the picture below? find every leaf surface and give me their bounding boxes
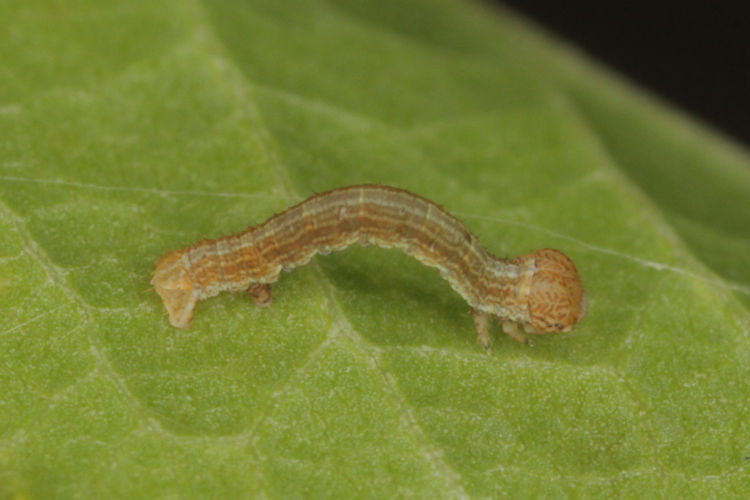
[1,0,749,498]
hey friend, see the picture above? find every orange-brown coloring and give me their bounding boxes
[152,185,587,350]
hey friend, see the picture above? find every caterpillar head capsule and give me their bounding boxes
[526,248,587,334]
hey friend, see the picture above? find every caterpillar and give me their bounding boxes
[152,184,587,350]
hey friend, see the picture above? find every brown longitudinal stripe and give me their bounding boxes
[152,184,587,350]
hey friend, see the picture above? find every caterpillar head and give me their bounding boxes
[525,248,587,334]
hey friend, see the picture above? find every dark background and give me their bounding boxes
[498,1,750,147]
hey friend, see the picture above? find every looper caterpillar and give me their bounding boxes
[152,185,587,349]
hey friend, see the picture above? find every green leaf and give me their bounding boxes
[1,0,749,497]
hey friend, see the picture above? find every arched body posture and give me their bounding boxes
[152,185,587,350]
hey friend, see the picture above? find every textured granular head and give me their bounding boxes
[527,248,587,333]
